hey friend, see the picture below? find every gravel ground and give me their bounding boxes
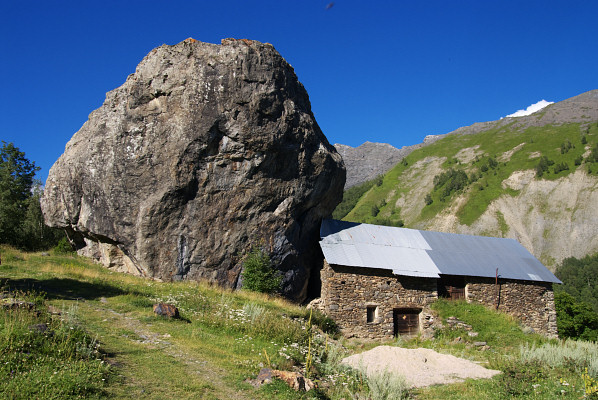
[342,346,501,388]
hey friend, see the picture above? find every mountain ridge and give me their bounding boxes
[335,89,598,269]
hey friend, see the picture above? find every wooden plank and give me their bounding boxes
[393,309,420,336]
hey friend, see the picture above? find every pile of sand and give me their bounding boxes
[342,346,501,388]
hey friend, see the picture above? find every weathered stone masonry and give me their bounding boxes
[320,262,558,339]
[466,277,557,337]
[320,261,438,340]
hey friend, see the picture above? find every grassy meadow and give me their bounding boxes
[1,246,598,399]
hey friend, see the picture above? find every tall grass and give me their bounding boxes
[0,290,109,399]
[520,339,598,376]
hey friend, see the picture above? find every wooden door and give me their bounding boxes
[393,309,420,336]
[438,275,466,300]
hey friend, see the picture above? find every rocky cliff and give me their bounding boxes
[334,142,403,188]
[41,38,345,301]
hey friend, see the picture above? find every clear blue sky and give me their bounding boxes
[2,0,597,183]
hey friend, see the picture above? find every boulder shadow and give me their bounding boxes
[0,277,137,300]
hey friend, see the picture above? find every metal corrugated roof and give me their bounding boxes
[319,219,561,284]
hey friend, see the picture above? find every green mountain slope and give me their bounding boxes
[337,90,598,268]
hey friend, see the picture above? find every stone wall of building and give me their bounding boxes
[320,262,559,340]
[466,277,558,337]
[320,262,438,340]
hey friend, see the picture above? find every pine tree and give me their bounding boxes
[0,142,39,246]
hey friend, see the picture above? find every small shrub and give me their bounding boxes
[367,369,409,400]
[371,204,380,217]
[424,194,433,206]
[587,143,598,163]
[553,161,570,174]
[561,140,573,154]
[53,237,74,254]
[487,157,498,169]
[582,368,598,397]
[241,247,281,295]
[498,360,546,397]
[536,156,555,178]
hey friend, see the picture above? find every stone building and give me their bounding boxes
[318,220,560,339]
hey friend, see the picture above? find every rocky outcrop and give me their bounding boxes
[41,38,345,301]
[334,141,423,188]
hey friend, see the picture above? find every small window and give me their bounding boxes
[341,281,346,285]
[386,281,392,285]
[367,306,378,323]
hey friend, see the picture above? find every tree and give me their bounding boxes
[555,253,598,314]
[241,246,281,294]
[554,292,598,341]
[21,182,64,250]
[0,142,63,250]
[0,141,39,246]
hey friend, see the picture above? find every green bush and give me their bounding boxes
[554,292,598,341]
[536,155,555,178]
[432,168,469,202]
[587,143,598,163]
[555,253,598,314]
[53,237,75,254]
[241,247,281,294]
[424,194,433,206]
[367,369,409,400]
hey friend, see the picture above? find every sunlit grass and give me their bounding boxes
[3,246,597,399]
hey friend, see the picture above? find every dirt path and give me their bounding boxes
[342,346,501,388]
[76,301,248,400]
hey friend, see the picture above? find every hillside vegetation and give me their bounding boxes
[338,120,598,268]
[2,247,598,399]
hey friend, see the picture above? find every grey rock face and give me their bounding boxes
[41,38,345,301]
[334,141,423,188]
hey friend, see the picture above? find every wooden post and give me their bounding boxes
[495,268,500,309]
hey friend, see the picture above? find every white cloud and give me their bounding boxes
[505,100,554,118]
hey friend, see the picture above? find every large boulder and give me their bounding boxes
[41,38,345,301]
